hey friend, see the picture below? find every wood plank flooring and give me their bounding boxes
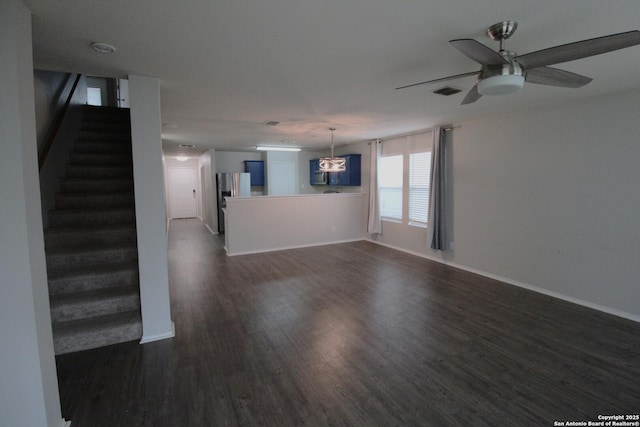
[55,218,640,426]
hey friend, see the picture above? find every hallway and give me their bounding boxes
[55,218,640,426]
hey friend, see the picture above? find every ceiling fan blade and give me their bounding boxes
[450,39,508,65]
[525,67,593,88]
[515,30,640,70]
[461,85,482,105]
[395,71,478,90]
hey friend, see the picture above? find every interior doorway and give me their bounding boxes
[168,166,198,219]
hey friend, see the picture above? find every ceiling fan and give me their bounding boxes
[396,21,640,104]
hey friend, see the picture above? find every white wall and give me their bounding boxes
[215,150,263,173]
[129,75,174,343]
[0,1,64,425]
[297,149,324,194]
[225,193,367,255]
[372,89,640,320]
[199,149,217,234]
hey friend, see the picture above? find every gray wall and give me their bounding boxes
[0,1,64,425]
[372,89,640,320]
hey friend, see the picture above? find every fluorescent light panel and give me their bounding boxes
[256,146,301,152]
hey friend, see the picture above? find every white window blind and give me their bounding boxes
[379,155,403,220]
[409,151,431,227]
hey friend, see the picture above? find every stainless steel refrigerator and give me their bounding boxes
[216,173,250,233]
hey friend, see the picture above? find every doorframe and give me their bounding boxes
[167,165,200,219]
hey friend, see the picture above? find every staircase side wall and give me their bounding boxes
[0,1,64,425]
[36,72,87,228]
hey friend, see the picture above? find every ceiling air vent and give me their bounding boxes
[433,86,461,96]
[263,120,280,126]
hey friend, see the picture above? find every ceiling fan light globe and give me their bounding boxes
[477,74,525,96]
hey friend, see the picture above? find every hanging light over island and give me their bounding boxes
[319,128,346,172]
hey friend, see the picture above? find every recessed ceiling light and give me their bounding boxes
[178,144,195,148]
[176,156,189,162]
[90,42,116,54]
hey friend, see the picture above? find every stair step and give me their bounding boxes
[45,224,137,248]
[80,121,131,132]
[48,208,135,227]
[76,130,131,143]
[55,192,134,209]
[46,244,137,270]
[73,142,132,153]
[44,105,142,356]
[83,105,130,116]
[52,310,142,355]
[47,262,139,294]
[69,152,132,166]
[66,165,133,179]
[60,178,133,193]
[50,286,140,322]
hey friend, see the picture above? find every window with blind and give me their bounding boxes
[409,151,431,227]
[379,155,403,220]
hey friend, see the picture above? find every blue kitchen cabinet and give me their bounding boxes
[244,160,265,186]
[335,154,361,186]
[309,159,321,185]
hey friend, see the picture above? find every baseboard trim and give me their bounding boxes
[367,239,640,324]
[227,238,366,256]
[204,223,216,235]
[140,321,175,344]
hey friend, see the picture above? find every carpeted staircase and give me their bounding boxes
[44,105,142,355]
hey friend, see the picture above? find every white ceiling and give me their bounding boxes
[24,0,640,157]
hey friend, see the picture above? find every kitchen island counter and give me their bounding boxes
[224,193,367,255]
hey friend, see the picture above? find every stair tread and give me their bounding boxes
[52,310,141,335]
[55,192,134,199]
[49,207,135,214]
[45,224,136,235]
[46,241,137,255]
[50,285,139,306]
[62,178,133,183]
[47,261,138,279]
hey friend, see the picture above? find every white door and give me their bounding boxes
[269,160,296,195]
[168,167,198,218]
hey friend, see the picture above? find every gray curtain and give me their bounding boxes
[428,127,447,250]
[367,140,382,234]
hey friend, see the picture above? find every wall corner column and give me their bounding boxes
[0,0,66,425]
[128,75,174,343]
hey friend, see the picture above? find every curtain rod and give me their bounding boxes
[368,125,460,144]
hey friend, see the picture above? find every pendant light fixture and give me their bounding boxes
[319,128,346,172]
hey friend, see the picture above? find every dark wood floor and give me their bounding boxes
[56,218,640,426]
